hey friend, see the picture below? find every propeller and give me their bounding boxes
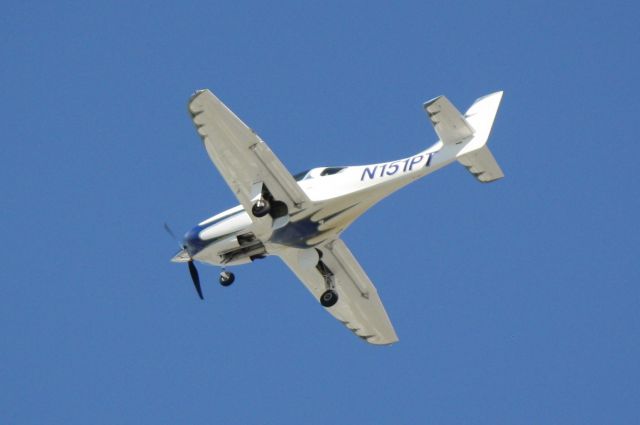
[164,223,204,300]
[188,260,204,300]
[163,222,179,244]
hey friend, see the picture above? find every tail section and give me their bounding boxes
[423,95,475,146]
[422,91,504,182]
[456,91,504,182]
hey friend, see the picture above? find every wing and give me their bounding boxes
[423,95,475,145]
[278,239,398,345]
[188,90,310,215]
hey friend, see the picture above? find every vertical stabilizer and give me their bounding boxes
[456,91,504,183]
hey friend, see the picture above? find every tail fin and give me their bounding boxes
[456,91,504,183]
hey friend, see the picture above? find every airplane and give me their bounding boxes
[168,89,504,345]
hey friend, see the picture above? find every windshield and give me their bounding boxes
[294,167,346,181]
[320,167,345,176]
[293,169,311,181]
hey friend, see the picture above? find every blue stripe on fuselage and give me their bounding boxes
[270,217,320,248]
[183,210,244,256]
[271,204,358,248]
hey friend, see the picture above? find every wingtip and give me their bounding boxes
[423,95,444,109]
[368,338,399,346]
[189,89,210,101]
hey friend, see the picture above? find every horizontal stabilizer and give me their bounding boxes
[424,96,475,145]
[457,145,504,183]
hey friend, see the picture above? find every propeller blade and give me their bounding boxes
[188,260,204,300]
[164,222,183,249]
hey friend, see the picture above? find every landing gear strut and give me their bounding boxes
[316,259,339,307]
[219,270,235,286]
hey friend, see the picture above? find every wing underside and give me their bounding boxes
[188,90,310,216]
[188,90,397,344]
[278,239,398,345]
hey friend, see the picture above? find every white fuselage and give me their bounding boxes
[183,140,458,267]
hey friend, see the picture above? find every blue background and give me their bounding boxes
[2,1,639,423]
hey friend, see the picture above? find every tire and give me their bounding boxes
[219,271,235,287]
[320,289,338,307]
[252,199,271,217]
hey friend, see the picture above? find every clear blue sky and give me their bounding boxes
[2,1,639,423]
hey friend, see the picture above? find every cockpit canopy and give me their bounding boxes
[293,166,346,181]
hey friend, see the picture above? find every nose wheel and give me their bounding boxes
[219,270,235,286]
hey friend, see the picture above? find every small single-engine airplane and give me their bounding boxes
[168,89,504,345]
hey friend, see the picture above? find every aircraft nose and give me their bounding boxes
[183,226,205,256]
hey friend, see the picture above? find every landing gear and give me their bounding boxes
[316,258,338,307]
[219,270,235,286]
[320,289,339,307]
[251,198,271,218]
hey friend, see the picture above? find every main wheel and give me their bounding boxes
[252,199,271,217]
[219,271,235,286]
[320,289,338,307]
